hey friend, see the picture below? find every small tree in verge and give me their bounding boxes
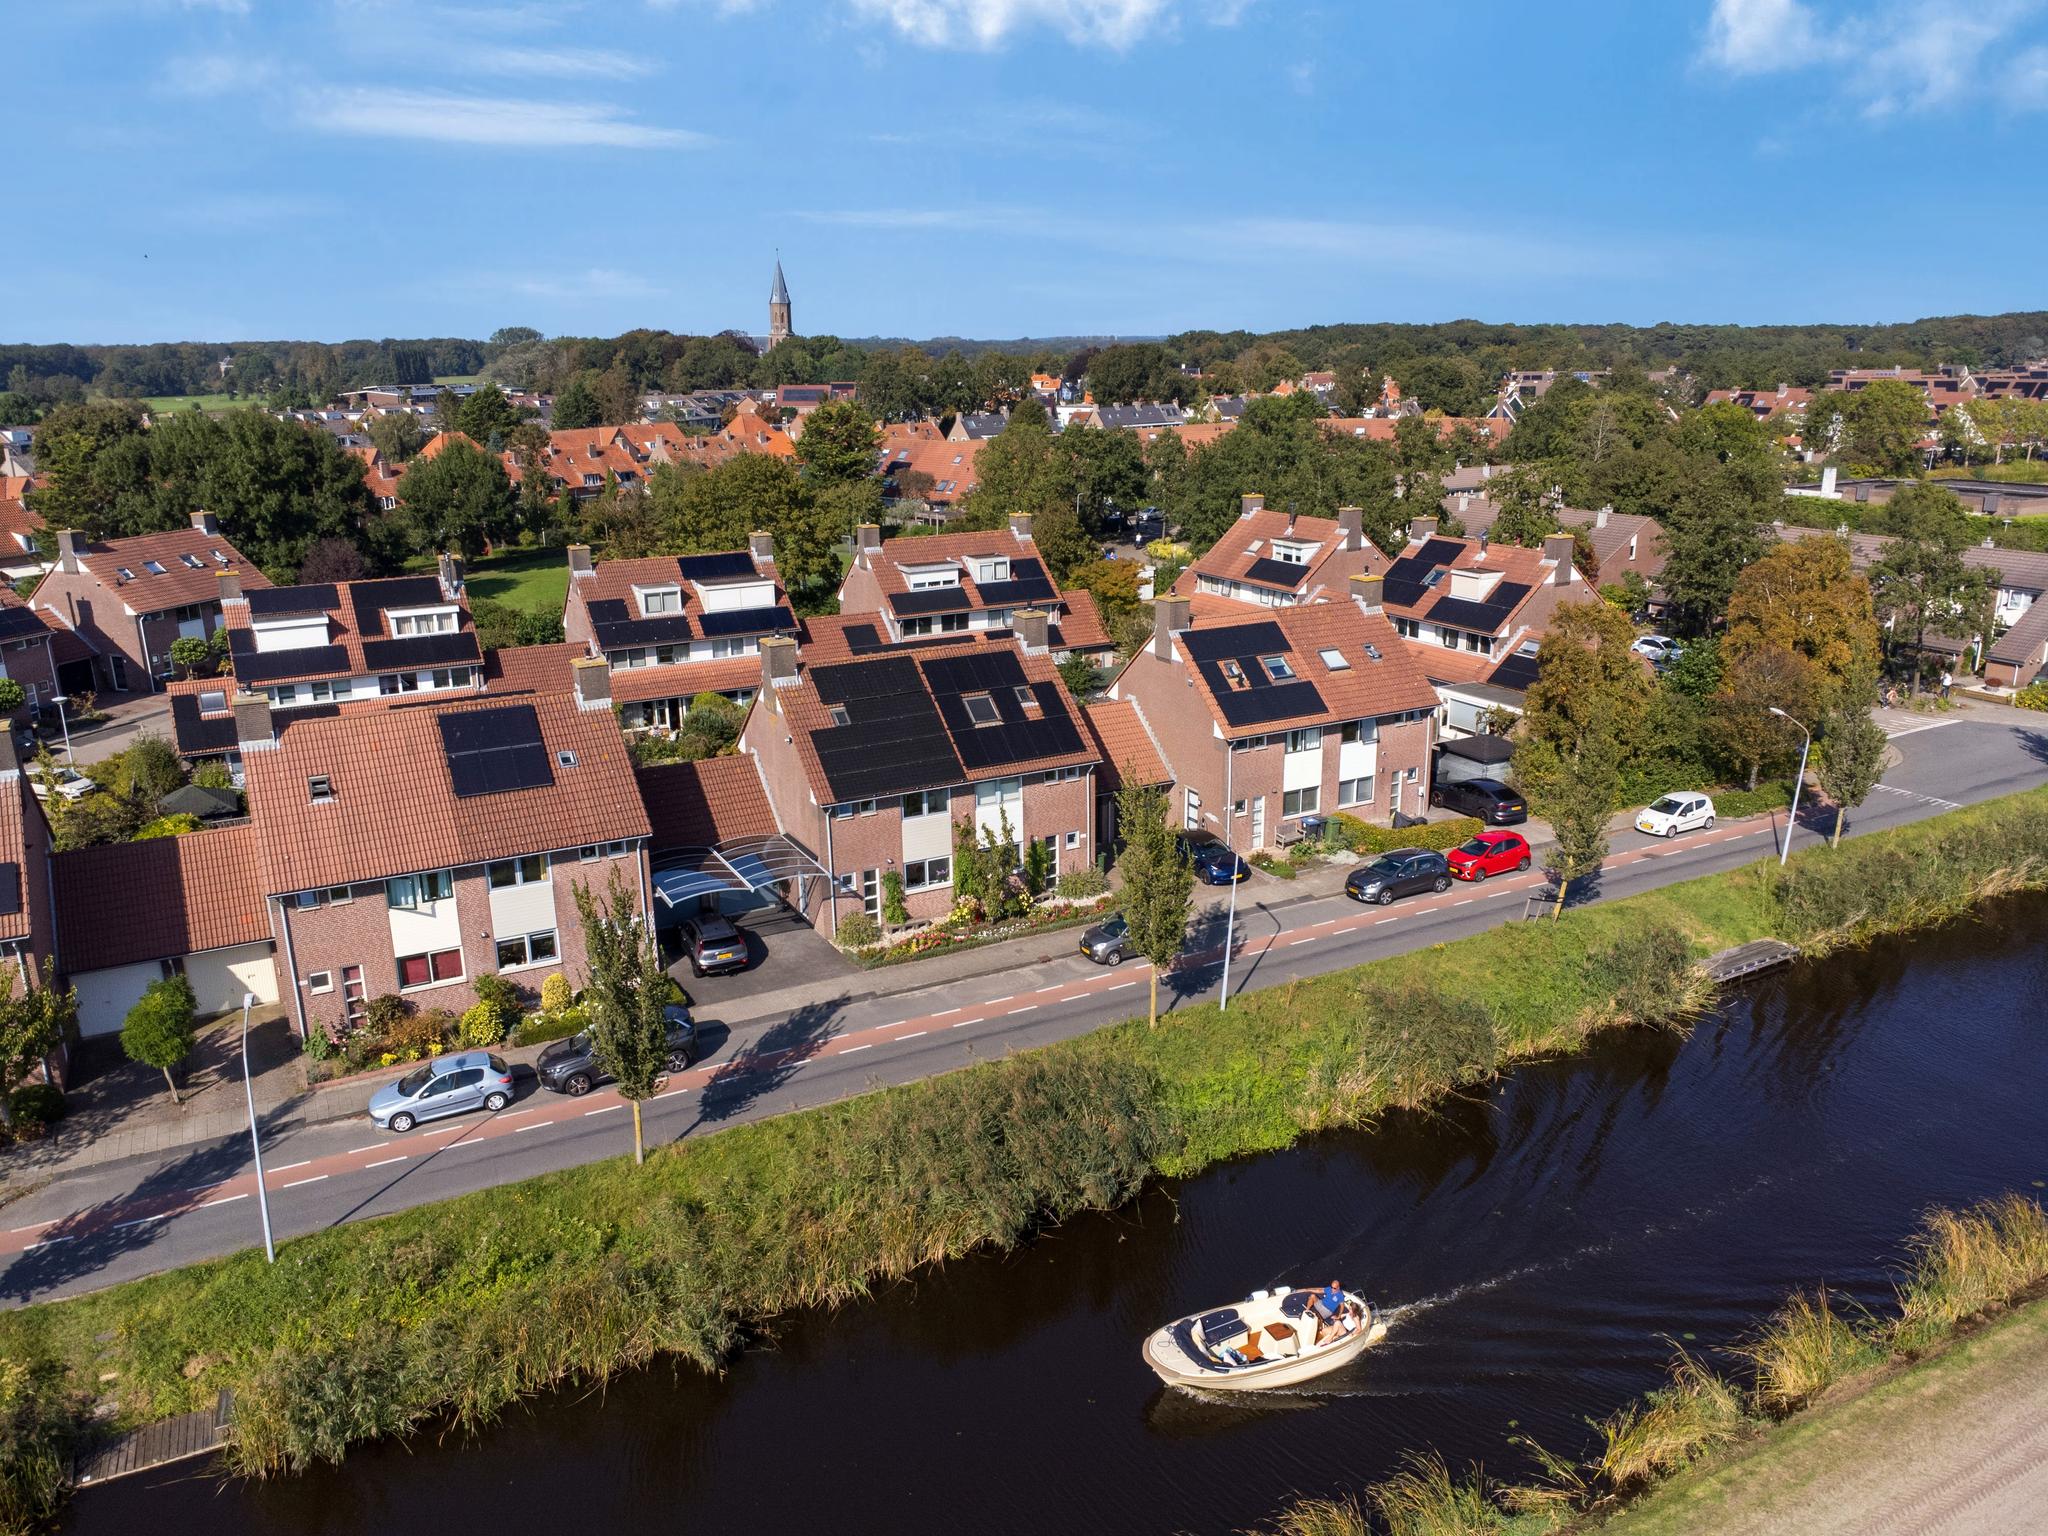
[1522,727,1620,919]
[0,961,73,1132]
[1113,781,1193,1026]
[1815,705,1888,847]
[572,872,671,1166]
[122,975,198,1104]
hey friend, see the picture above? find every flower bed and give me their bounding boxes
[853,894,1116,969]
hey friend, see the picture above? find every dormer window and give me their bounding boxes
[307,775,334,803]
[1260,655,1295,681]
[389,608,457,637]
[972,557,1011,584]
[963,693,1000,726]
[636,585,683,616]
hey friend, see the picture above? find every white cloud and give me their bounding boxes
[156,51,273,97]
[843,0,1174,50]
[468,44,656,78]
[1700,0,2047,115]
[298,88,706,148]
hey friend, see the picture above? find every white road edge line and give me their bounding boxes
[1289,936,1318,946]
[838,1043,874,1054]
[1375,916,1399,925]
[271,1160,310,1173]
[24,1236,75,1248]
[1007,1005,1038,1016]
[987,995,1013,1004]
[1107,980,1139,991]
[896,1030,927,1040]
[7,1219,58,1234]
[281,1175,328,1189]
[365,1155,408,1169]
[195,1193,248,1210]
[111,1213,170,1230]
[584,1105,623,1116]
[344,1144,384,1156]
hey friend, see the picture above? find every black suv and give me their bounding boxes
[1344,848,1452,905]
[680,915,749,977]
[1430,776,1528,825]
[535,1004,697,1096]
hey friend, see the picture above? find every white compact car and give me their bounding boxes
[1631,634,1682,664]
[1635,792,1716,838]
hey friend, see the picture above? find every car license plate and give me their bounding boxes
[1636,819,1654,833]
[709,948,740,963]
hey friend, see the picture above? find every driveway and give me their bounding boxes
[666,902,853,1012]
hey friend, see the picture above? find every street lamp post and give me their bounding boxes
[48,694,72,762]
[1218,743,1238,1011]
[1769,706,1812,869]
[241,993,276,1264]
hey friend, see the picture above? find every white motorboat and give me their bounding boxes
[1143,1286,1386,1392]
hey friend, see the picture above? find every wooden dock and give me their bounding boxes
[74,1390,231,1486]
[1704,939,1801,984]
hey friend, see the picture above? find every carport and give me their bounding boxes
[650,834,832,922]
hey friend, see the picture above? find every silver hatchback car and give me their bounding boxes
[367,1050,515,1133]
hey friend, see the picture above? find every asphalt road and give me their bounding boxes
[2,714,2041,1306]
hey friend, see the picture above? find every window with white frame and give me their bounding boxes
[1341,719,1377,745]
[1338,775,1373,807]
[903,856,950,891]
[635,585,683,616]
[1284,727,1321,754]
[1261,654,1295,681]
[387,869,454,908]
[397,948,463,989]
[1064,830,1080,849]
[390,609,457,636]
[833,798,878,819]
[901,788,950,817]
[495,930,559,969]
[488,854,547,888]
[1318,647,1350,671]
[1282,785,1320,817]
[306,971,334,994]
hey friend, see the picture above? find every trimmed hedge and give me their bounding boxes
[1326,813,1486,855]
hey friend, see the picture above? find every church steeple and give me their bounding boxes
[767,257,792,351]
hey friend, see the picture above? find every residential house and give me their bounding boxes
[836,517,1115,657]
[237,681,652,1039]
[775,382,857,416]
[562,537,796,730]
[166,559,482,766]
[0,473,43,580]
[1078,695,1173,853]
[740,633,1101,937]
[878,432,985,520]
[1703,384,1812,420]
[31,511,272,694]
[947,409,1010,442]
[1436,493,1667,592]
[1108,593,1439,850]
[1090,402,1189,431]
[1785,471,2048,519]
[0,587,63,724]
[0,734,64,1084]
[1173,494,1384,611]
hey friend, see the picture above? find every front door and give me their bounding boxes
[1250,795,1266,848]
[1184,787,1201,831]
[340,964,366,1025]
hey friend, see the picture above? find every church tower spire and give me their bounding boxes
[767,257,792,351]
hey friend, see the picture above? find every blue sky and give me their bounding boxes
[16,0,2048,344]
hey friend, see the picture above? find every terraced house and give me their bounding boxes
[1174,494,1384,610]
[1109,592,1439,851]
[835,516,1113,658]
[740,633,1101,937]
[31,511,270,694]
[562,538,797,729]
[236,681,651,1039]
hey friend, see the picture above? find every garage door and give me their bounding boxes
[184,944,279,1016]
[73,962,164,1039]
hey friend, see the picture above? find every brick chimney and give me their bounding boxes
[1009,512,1034,541]
[191,509,220,537]
[570,656,612,712]
[749,530,775,563]
[437,551,463,598]
[567,543,594,578]
[231,692,275,751]
[759,635,798,707]
[1336,505,1363,552]
[1152,594,1190,661]
[1543,533,1576,585]
[1239,493,1264,520]
[855,523,882,554]
[1408,516,1438,544]
[218,569,244,604]
[55,529,86,574]
[1349,573,1384,614]
[1013,608,1049,653]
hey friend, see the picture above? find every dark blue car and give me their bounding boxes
[1179,836,1250,885]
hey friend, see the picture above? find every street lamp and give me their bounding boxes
[47,694,72,762]
[1218,741,1238,1011]
[241,993,276,1264]
[1768,707,1812,868]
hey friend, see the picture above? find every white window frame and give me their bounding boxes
[634,584,683,616]
[495,929,560,970]
[306,970,334,994]
[1338,775,1373,807]
[902,856,951,892]
[487,854,549,888]
[1283,785,1320,817]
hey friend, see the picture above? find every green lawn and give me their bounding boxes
[432,374,481,387]
[138,392,249,415]
[453,546,569,616]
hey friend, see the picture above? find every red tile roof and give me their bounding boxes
[219,572,476,687]
[1082,698,1171,791]
[53,824,269,971]
[879,434,985,501]
[0,769,50,943]
[482,641,585,695]
[636,756,778,851]
[73,527,271,612]
[242,690,650,893]
[1180,506,1386,601]
[1173,601,1441,738]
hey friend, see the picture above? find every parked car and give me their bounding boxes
[535,1004,697,1096]
[680,914,748,977]
[1429,776,1528,825]
[1343,848,1452,905]
[1634,792,1716,838]
[367,1050,515,1133]
[29,766,97,803]
[1078,911,1132,964]
[1447,830,1532,882]
[1631,634,1682,664]
[1178,835,1250,885]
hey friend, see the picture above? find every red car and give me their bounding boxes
[1446,830,1531,882]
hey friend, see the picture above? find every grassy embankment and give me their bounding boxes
[0,787,2045,1531]
[1249,1194,2048,1536]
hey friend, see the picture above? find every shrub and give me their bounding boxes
[191,760,236,791]
[1249,851,1297,879]
[835,911,880,950]
[2015,681,2048,711]
[0,679,22,716]
[1055,866,1108,900]
[1577,923,1712,1034]
[384,1009,449,1062]
[1891,1193,2048,1351]
[300,1029,336,1063]
[0,1357,78,1534]
[1351,981,1500,1110]
[1708,782,1794,819]
[1327,813,1484,856]
[539,973,574,1014]
[363,994,411,1036]
[880,870,909,926]
[472,972,525,1017]
[456,1001,512,1050]
[514,1004,586,1047]
[1595,1350,1750,1490]
[7,1084,66,1131]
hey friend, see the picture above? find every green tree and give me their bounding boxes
[1815,703,1887,847]
[454,383,523,442]
[1396,354,1490,417]
[1824,379,1932,477]
[0,679,23,716]
[1656,461,1772,633]
[121,974,197,1105]
[1521,722,1621,918]
[1709,644,1814,791]
[1056,651,1101,698]
[880,870,909,927]
[0,961,75,1133]
[551,374,603,431]
[571,872,671,1166]
[1723,536,1879,717]
[1487,465,1562,547]
[1086,343,1170,404]
[366,411,426,464]
[398,436,516,560]
[1520,601,1653,770]
[168,635,209,679]
[1866,483,1994,693]
[793,400,880,486]
[24,399,149,533]
[1111,781,1193,1027]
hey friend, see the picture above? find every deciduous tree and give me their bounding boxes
[793,400,879,486]
[1112,781,1193,1027]
[397,436,515,560]
[1723,536,1879,716]
[0,962,74,1132]
[572,872,672,1166]
[1866,482,1994,693]
[121,975,197,1105]
[1815,704,1887,846]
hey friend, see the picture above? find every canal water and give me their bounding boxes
[75,895,2048,1535]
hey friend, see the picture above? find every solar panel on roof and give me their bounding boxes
[675,552,756,582]
[233,644,351,684]
[437,704,556,798]
[696,605,794,638]
[1213,680,1326,728]
[889,588,972,617]
[349,575,445,639]
[808,656,962,800]
[1427,582,1530,633]
[587,598,695,647]
[361,632,481,671]
[921,651,1084,772]
[245,584,339,617]
[1240,557,1307,590]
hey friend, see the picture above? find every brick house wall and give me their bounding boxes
[31,573,224,695]
[274,844,648,1040]
[1113,640,1233,839]
[562,573,596,648]
[835,556,886,618]
[0,636,57,723]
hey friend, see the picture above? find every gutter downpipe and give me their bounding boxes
[824,809,838,940]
